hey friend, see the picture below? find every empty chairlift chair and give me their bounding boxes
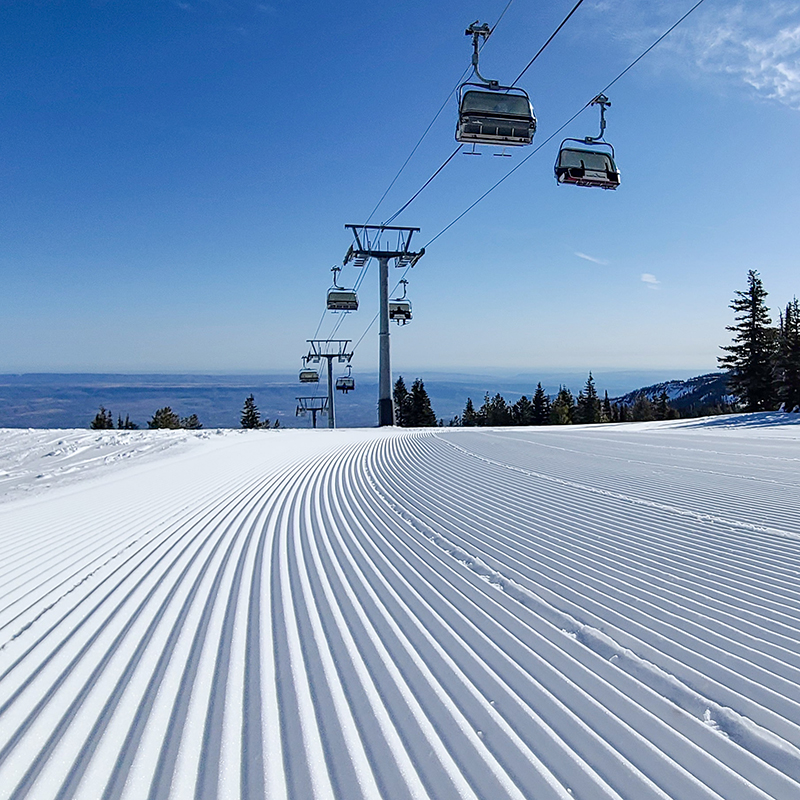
[457,86,537,147]
[326,289,358,311]
[455,21,536,149]
[299,366,319,383]
[326,266,358,311]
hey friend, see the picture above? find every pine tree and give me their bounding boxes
[601,391,612,423]
[718,270,778,411]
[478,392,512,426]
[462,397,479,427]
[532,383,550,425]
[148,407,182,429]
[117,414,138,430]
[180,414,203,430]
[550,387,575,425]
[656,390,669,420]
[241,394,262,428]
[631,394,655,421]
[90,406,114,429]
[776,298,800,411]
[576,372,600,424]
[407,378,437,427]
[393,376,411,426]
[511,395,534,426]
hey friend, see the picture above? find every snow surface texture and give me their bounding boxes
[1,414,799,799]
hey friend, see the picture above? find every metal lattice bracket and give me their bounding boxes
[343,225,425,270]
[306,339,353,363]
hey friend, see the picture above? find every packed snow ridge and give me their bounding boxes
[1,413,799,800]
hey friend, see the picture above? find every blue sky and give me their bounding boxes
[2,0,799,377]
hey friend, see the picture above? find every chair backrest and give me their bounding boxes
[558,148,614,172]
[460,89,532,120]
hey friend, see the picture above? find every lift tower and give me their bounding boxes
[295,396,328,428]
[344,225,424,426]
[305,339,353,429]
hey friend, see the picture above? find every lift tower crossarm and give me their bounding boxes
[296,396,328,429]
[343,225,422,265]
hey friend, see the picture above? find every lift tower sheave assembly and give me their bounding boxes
[344,225,424,427]
[306,339,353,429]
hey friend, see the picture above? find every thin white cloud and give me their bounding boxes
[690,2,800,108]
[641,273,661,289]
[582,1,800,110]
[575,252,609,265]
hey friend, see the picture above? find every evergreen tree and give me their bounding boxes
[462,397,479,427]
[148,407,182,429]
[90,406,114,429]
[601,391,612,423]
[652,389,678,420]
[407,378,437,426]
[117,414,138,430]
[575,372,601,424]
[479,392,512,426]
[718,270,778,411]
[511,395,534,426]
[776,298,800,411]
[393,376,411,426]
[550,387,575,425]
[618,403,629,422]
[631,394,655,421]
[532,383,550,425]
[241,394,262,428]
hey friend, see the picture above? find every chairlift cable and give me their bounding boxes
[489,0,516,36]
[424,0,710,249]
[510,0,588,87]
[382,144,463,226]
[596,0,708,96]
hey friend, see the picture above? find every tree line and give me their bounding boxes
[451,374,688,428]
[90,406,203,429]
[391,372,687,428]
[90,394,280,430]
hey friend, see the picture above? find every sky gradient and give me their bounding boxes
[2,0,799,376]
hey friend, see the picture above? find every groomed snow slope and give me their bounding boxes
[1,415,799,800]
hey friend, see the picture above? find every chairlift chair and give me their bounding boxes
[389,300,412,324]
[455,21,536,149]
[389,279,413,325]
[456,84,537,147]
[326,266,359,311]
[327,289,359,311]
[299,360,319,383]
[555,94,620,190]
[555,142,620,189]
[336,365,355,394]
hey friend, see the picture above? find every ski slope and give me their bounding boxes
[1,415,799,799]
